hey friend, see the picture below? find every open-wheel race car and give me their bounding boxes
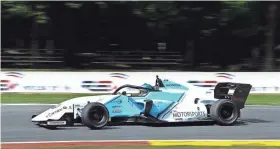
[31,75,252,129]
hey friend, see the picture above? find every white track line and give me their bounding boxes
[2,139,280,144]
[1,104,56,106]
[1,140,148,144]
[247,105,280,107]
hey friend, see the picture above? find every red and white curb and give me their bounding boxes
[2,140,280,148]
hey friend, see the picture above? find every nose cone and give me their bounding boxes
[31,115,41,122]
[31,115,37,121]
[31,110,50,122]
[31,114,48,122]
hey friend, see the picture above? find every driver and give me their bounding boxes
[138,83,153,96]
[139,89,148,96]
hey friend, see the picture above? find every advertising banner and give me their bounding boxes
[1,71,279,94]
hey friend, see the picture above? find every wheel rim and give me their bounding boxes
[89,106,105,123]
[219,103,235,121]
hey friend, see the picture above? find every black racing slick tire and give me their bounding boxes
[210,99,239,126]
[81,102,109,129]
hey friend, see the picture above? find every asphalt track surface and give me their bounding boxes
[1,105,280,142]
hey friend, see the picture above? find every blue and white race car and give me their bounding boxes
[31,75,252,129]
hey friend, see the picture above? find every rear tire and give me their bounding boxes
[210,99,239,126]
[81,102,109,129]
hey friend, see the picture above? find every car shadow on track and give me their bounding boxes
[145,121,215,127]
[109,121,216,128]
[107,118,272,128]
[38,118,273,130]
[234,118,272,126]
[39,125,120,130]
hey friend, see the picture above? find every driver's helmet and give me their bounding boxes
[139,83,152,95]
[141,83,153,90]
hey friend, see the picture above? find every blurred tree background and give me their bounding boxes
[1,1,279,71]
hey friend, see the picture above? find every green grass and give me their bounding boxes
[0,93,100,104]
[0,93,279,105]
[246,94,280,105]
[14,147,280,149]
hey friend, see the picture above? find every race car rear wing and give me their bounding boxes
[214,82,252,109]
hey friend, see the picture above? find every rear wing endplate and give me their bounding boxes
[214,82,252,109]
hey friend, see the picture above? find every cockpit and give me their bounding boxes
[112,75,164,97]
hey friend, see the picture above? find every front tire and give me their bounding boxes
[210,99,239,126]
[81,102,109,129]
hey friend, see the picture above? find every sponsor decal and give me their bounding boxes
[175,118,183,121]
[47,121,66,125]
[200,100,215,104]
[81,80,117,91]
[113,99,122,104]
[46,106,66,117]
[172,111,207,118]
[206,90,213,95]
[112,105,122,108]
[24,86,55,91]
[112,109,122,113]
[166,84,181,87]
[109,73,129,79]
[23,85,70,91]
